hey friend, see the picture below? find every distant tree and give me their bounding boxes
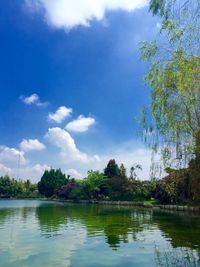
[56,182,77,199]
[69,171,108,200]
[107,175,130,200]
[104,161,132,200]
[0,176,14,196]
[104,159,120,178]
[38,169,68,197]
[0,176,25,197]
[119,164,127,178]
[24,179,31,191]
[86,171,107,189]
[130,164,142,180]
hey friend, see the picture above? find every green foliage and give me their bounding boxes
[128,179,156,201]
[140,0,200,169]
[69,171,108,200]
[86,171,107,191]
[38,168,68,197]
[149,0,165,17]
[1,159,198,205]
[130,164,142,180]
[107,175,129,200]
[119,164,127,178]
[104,159,120,178]
[60,161,156,202]
[0,176,15,196]
[0,176,39,198]
[68,183,87,200]
[104,162,130,200]
[153,158,200,204]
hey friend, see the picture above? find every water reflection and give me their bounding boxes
[0,200,199,267]
[153,210,200,249]
[36,204,155,249]
[155,247,200,267]
[35,203,69,237]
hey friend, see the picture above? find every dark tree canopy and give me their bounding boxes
[104,160,120,178]
[38,169,68,197]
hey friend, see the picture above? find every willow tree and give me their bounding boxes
[140,0,200,170]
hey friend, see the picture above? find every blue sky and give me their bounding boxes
[0,0,160,181]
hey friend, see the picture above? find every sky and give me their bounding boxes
[0,0,161,181]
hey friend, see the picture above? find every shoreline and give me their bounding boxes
[53,199,200,213]
[1,198,199,213]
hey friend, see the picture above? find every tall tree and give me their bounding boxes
[104,160,120,178]
[140,0,200,169]
[119,164,127,178]
[130,164,142,180]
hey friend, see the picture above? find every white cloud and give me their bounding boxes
[0,163,11,176]
[0,140,158,181]
[13,164,50,181]
[65,168,83,179]
[48,106,72,123]
[45,127,100,163]
[0,164,50,182]
[25,0,148,30]
[20,93,49,107]
[44,127,153,180]
[22,93,38,104]
[75,147,152,180]
[0,146,27,166]
[0,144,49,180]
[66,115,95,133]
[105,148,152,180]
[20,139,46,152]
[62,147,153,180]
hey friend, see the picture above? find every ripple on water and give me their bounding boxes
[0,200,199,267]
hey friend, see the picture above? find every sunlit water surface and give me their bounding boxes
[0,200,199,267]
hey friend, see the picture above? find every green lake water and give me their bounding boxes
[0,200,199,267]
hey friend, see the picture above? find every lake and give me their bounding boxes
[0,200,199,267]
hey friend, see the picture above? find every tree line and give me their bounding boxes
[37,161,154,201]
[0,176,38,199]
[0,0,199,205]
[0,158,199,204]
[37,160,200,204]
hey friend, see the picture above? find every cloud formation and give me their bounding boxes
[20,93,48,107]
[65,168,83,179]
[25,0,148,30]
[0,163,50,181]
[45,127,100,163]
[74,145,153,180]
[0,163,11,176]
[15,164,50,181]
[0,146,27,166]
[66,115,95,133]
[20,139,46,152]
[48,106,72,123]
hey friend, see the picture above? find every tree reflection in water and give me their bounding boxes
[36,204,152,248]
[35,202,200,258]
[0,201,200,266]
[153,209,200,266]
